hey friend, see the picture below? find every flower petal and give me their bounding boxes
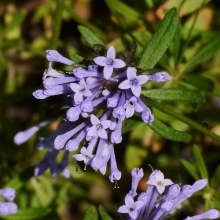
[90,114,100,126]
[156,185,165,194]
[129,210,138,219]
[113,59,126,68]
[118,205,129,214]
[126,104,135,118]
[134,102,143,113]
[125,195,135,207]
[118,79,131,89]
[127,67,137,79]
[70,83,81,92]
[74,92,84,104]
[137,75,149,85]
[107,46,115,60]
[131,85,141,97]
[163,179,174,186]
[103,65,113,79]
[101,120,111,129]
[86,126,98,141]
[97,128,108,139]
[94,56,107,66]
[73,154,85,161]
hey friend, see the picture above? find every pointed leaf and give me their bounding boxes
[78,26,105,51]
[185,36,220,69]
[106,0,143,28]
[83,206,98,220]
[148,118,191,142]
[181,159,199,180]
[193,145,208,178]
[142,89,205,104]
[99,205,113,220]
[0,208,51,220]
[138,8,179,69]
[210,164,220,188]
[181,75,214,92]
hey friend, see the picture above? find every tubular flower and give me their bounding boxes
[14,47,169,181]
[118,168,220,220]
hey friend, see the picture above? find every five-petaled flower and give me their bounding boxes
[147,170,173,194]
[86,114,111,140]
[118,195,144,219]
[119,67,148,97]
[94,46,126,79]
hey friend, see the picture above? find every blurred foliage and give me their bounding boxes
[1,0,220,219]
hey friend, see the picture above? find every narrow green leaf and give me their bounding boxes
[99,205,112,220]
[185,36,220,69]
[142,89,205,104]
[161,0,210,16]
[69,53,84,63]
[0,208,51,220]
[181,75,214,92]
[181,159,199,180]
[193,145,208,178]
[83,206,98,220]
[78,26,105,50]
[105,0,143,27]
[210,164,220,188]
[148,118,191,142]
[138,8,179,69]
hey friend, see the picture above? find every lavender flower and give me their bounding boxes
[118,168,220,220]
[0,188,16,202]
[0,188,17,215]
[118,195,144,219]
[119,67,148,97]
[14,46,169,180]
[46,50,74,65]
[94,46,126,79]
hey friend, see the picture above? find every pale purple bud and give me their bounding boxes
[43,85,72,96]
[141,108,154,124]
[14,120,52,145]
[66,106,81,122]
[46,50,74,65]
[129,168,144,197]
[149,71,169,82]
[109,146,121,183]
[0,202,17,215]
[192,179,208,193]
[0,188,16,202]
[33,89,49,99]
[43,76,77,89]
[164,184,181,201]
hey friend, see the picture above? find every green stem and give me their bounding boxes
[50,0,64,49]
[147,99,220,144]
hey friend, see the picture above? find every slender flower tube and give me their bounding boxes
[14,46,170,179]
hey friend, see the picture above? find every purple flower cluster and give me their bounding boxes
[0,188,17,215]
[14,46,169,181]
[118,168,220,220]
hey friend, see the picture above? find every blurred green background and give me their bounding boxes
[1,0,220,219]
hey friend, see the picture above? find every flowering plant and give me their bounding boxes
[1,0,220,219]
